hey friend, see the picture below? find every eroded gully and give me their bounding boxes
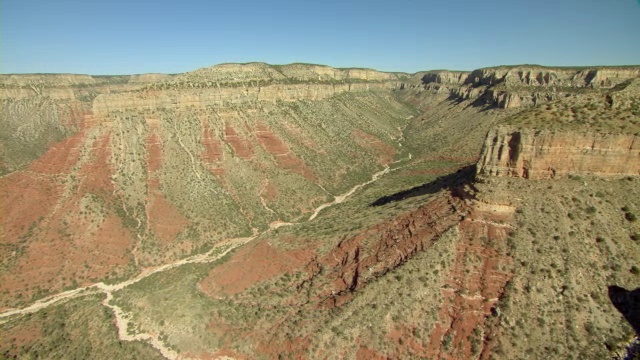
[0,121,414,359]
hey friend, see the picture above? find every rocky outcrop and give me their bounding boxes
[303,188,471,308]
[477,127,640,179]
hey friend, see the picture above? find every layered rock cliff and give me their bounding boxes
[477,126,640,179]
[92,82,401,114]
[466,66,640,88]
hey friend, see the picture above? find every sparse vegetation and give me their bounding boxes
[2,64,639,360]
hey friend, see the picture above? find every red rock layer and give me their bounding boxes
[145,124,189,244]
[426,203,514,360]
[198,239,315,297]
[0,128,135,305]
[255,124,316,181]
[201,122,224,175]
[307,190,469,308]
[353,130,396,166]
[224,124,254,159]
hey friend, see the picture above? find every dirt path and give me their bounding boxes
[307,139,413,222]
[258,179,277,216]
[308,164,393,221]
[101,291,180,359]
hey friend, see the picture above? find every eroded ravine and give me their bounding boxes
[0,122,416,359]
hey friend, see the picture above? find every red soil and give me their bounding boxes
[386,325,430,358]
[0,173,64,245]
[202,189,479,359]
[145,126,163,173]
[147,193,189,244]
[356,346,389,360]
[255,124,289,155]
[0,128,137,306]
[58,103,92,130]
[282,122,320,151]
[264,182,278,201]
[200,122,225,177]
[210,168,225,176]
[426,204,514,360]
[278,153,317,181]
[255,124,317,181]
[198,239,315,297]
[224,124,254,159]
[0,125,88,248]
[28,129,87,175]
[0,323,41,351]
[201,122,224,164]
[77,133,115,194]
[353,130,396,166]
[145,125,189,243]
[256,336,310,360]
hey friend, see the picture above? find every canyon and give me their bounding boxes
[1,62,639,360]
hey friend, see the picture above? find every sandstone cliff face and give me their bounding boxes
[477,126,640,179]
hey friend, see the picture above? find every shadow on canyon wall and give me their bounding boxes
[369,165,477,207]
[608,285,640,335]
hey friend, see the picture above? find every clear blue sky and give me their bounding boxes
[2,0,639,74]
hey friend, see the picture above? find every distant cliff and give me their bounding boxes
[413,65,640,109]
[0,63,405,109]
